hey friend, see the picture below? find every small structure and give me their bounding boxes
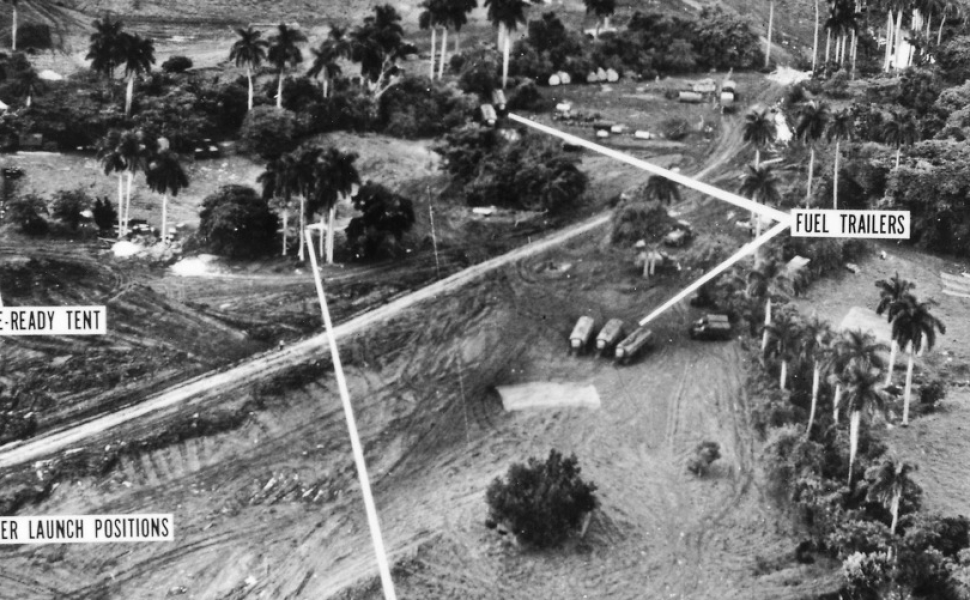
[689,314,732,340]
[480,103,497,126]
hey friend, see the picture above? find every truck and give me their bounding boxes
[688,314,732,341]
[614,325,654,365]
[595,318,625,357]
[569,316,596,355]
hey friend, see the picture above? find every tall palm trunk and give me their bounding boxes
[937,16,945,45]
[885,11,894,71]
[806,147,815,207]
[833,383,842,423]
[780,360,788,390]
[125,170,134,234]
[851,29,858,78]
[125,76,135,116]
[825,29,831,63]
[812,0,820,71]
[429,27,437,79]
[903,341,915,425]
[439,28,448,79]
[766,0,775,68]
[10,4,16,52]
[886,339,897,385]
[833,140,841,209]
[326,204,337,263]
[247,65,254,110]
[281,208,288,256]
[298,197,305,261]
[848,408,860,484]
[322,76,329,100]
[895,147,901,170]
[890,491,900,534]
[807,363,820,438]
[161,193,168,243]
[455,29,461,53]
[501,24,510,89]
[319,212,325,259]
[893,9,904,71]
[761,299,771,351]
[117,174,125,238]
[277,69,285,109]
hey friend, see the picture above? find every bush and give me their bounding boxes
[50,187,92,231]
[485,449,598,548]
[660,117,691,140]
[239,106,299,160]
[458,48,501,98]
[435,124,503,182]
[921,377,947,407]
[16,23,53,53]
[345,181,416,259]
[310,88,379,133]
[92,197,117,233]
[378,76,476,139]
[506,79,551,112]
[823,69,851,99]
[161,55,193,74]
[6,193,48,235]
[610,199,677,245]
[196,185,279,258]
[687,441,721,476]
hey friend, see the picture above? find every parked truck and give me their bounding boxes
[569,316,596,355]
[688,314,732,341]
[614,325,654,365]
[595,318,625,357]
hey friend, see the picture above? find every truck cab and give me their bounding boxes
[689,314,732,341]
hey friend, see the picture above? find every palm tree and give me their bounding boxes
[447,0,478,53]
[890,294,946,425]
[145,150,188,243]
[258,155,296,257]
[740,164,780,237]
[308,26,350,98]
[484,0,527,89]
[764,307,803,390]
[826,109,855,209]
[120,33,155,117]
[268,23,307,109]
[881,110,920,171]
[743,107,776,168]
[844,364,888,485]
[830,328,888,424]
[86,15,125,81]
[229,26,269,111]
[801,314,833,438]
[795,100,830,207]
[766,0,776,68]
[11,62,42,106]
[312,147,360,263]
[585,0,616,39]
[812,0,821,71]
[866,457,919,534]
[117,129,154,236]
[644,175,681,205]
[97,129,126,237]
[419,0,447,80]
[351,4,406,96]
[875,272,916,385]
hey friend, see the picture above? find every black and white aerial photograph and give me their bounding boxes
[1,0,970,597]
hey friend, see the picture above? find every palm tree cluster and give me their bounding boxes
[875,273,946,425]
[86,16,155,116]
[420,0,477,81]
[97,129,188,240]
[258,144,360,263]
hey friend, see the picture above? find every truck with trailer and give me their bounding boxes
[688,314,732,340]
[569,316,596,355]
[614,325,654,365]
[595,318,625,357]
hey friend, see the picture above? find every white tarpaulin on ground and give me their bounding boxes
[38,69,63,81]
[497,382,601,411]
[839,306,892,346]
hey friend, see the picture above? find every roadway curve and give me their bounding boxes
[0,83,774,470]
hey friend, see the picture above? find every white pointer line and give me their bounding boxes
[507,113,793,226]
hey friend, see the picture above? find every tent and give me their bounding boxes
[38,69,63,81]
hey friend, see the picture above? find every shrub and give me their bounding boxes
[92,197,117,233]
[345,181,416,260]
[6,193,48,235]
[16,23,53,53]
[660,117,691,140]
[196,185,279,258]
[435,124,503,182]
[378,76,476,139]
[239,106,299,160]
[485,449,598,548]
[161,55,193,73]
[823,69,851,99]
[692,7,763,70]
[610,199,676,245]
[687,441,721,476]
[506,79,551,112]
[458,48,501,98]
[921,377,947,407]
[50,187,93,231]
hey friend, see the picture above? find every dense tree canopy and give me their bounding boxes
[197,185,279,258]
